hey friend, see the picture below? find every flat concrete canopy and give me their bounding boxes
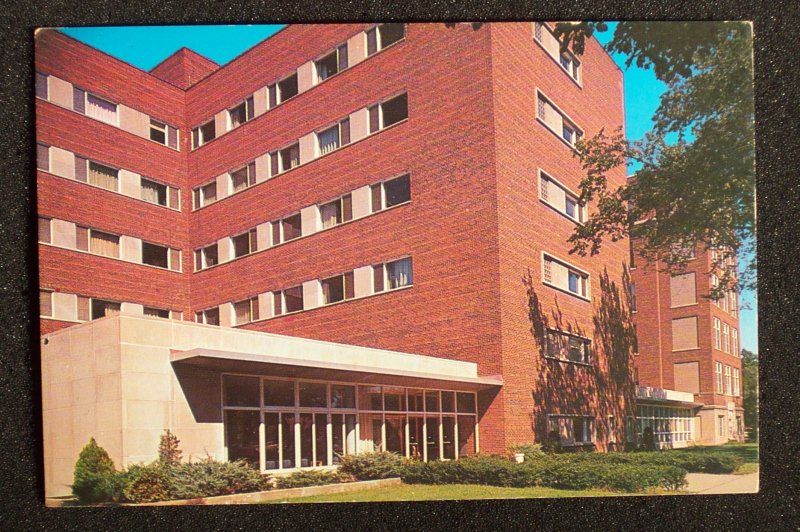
[171,348,503,391]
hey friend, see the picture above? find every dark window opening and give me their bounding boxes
[381,93,408,128]
[278,74,298,102]
[279,144,300,172]
[384,174,411,207]
[282,214,302,242]
[379,23,405,48]
[142,242,169,269]
[91,299,121,320]
[283,286,303,313]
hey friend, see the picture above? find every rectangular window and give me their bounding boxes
[140,178,168,206]
[315,44,348,82]
[321,272,355,305]
[542,255,589,298]
[533,23,581,83]
[234,297,259,325]
[278,73,299,103]
[142,242,169,269]
[77,296,90,321]
[149,119,167,145]
[548,415,594,445]
[85,93,118,125]
[89,230,120,258]
[715,361,723,394]
[278,286,303,314]
[194,181,217,208]
[713,317,722,350]
[384,174,411,208]
[671,316,699,351]
[539,172,585,223]
[195,243,219,271]
[537,92,582,148]
[373,264,385,293]
[35,71,48,99]
[320,194,353,229]
[369,93,408,134]
[366,23,405,56]
[37,143,49,171]
[545,330,592,364]
[232,229,257,258]
[196,307,220,326]
[732,328,739,357]
[722,323,731,353]
[670,272,697,307]
[38,217,51,243]
[281,214,302,242]
[724,365,732,395]
[228,96,255,130]
[76,226,89,251]
[230,162,256,193]
[87,161,119,191]
[733,368,740,397]
[90,298,121,320]
[279,143,300,173]
[192,119,216,149]
[144,307,170,319]
[386,257,413,289]
[73,87,86,114]
[40,290,53,317]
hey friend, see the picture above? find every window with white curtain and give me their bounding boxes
[90,299,121,320]
[85,93,118,125]
[88,161,119,191]
[386,257,413,289]
[89,230,120,258]
[234,297,259,325]
[317,124,340,155]
[319,195,353,229]
[141,178,167,206]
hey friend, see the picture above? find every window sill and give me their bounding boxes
[670,302,698,309]
[536,116,581,153]
[38,97,180,152]
[671,347,700,353]
[542,280,591,303]
[189,35,405,153]
[40,315,83,324]
[39,242,183,274]
[38,169,181,213]
[190,117,408,213]
[193,200,411,273]
[543,355,594,368]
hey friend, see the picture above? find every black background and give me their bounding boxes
[0,1,797,529]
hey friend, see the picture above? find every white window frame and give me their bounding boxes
[84,91,119,126]
[367,23,407,56]
[195,243,219,271]
[227,97,254,131]
[538,169,587,223]
[733,368,740,397]
[724,365,732,395]
[715,361,723,394]
[541,252,591,301]
[535,89,584,150]
[544,329,593,365]
[532,22,582,86]
[722,323,730,353]
[713,317,722,350]
[192,119,216,149]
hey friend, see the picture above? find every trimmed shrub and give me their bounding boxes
[72,438,124,503]
[167,459,270,500]
[339,451,405,480]
[123,464,171,503]
[274,469,343,489]
[553,450,742,474]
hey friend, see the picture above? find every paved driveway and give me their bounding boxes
[684,472,759,494]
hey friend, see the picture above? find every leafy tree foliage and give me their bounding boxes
[72,437,124,503]
[158,429,182,465]
[741,348,759,441]
[553,22,755,296]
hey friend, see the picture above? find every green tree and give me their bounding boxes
[72,437,123,503]
[158,429,182,465]
[552,22,755,297]
[741,348,759,441]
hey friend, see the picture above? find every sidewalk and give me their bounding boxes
[684,472,759,494]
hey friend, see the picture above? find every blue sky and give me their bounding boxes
[60,23,757,353]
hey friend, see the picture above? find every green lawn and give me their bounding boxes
[266,483,626,503]
[677,442,759,472]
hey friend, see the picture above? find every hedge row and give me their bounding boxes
[339,452,688,493]
[549,450,743,474]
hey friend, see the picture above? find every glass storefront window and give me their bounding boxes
[281,413,296,468]
[408,415,425,460]
[442,417,456,459]
[359,386,383,411]
[359,413,383,452]
[331,384,355,409]
[408,389,424,412]
[426,415,440,460]
[385,414,406,455]
[224,409,259,465]
[425,391,440,412]
[264,379,295,407]
[441,391,455,413]
[457,392,476,413]
[332,413,357,464]
[458,415,476,456]
[299,382,327,408]
[264,412,279,470]
[383,387,405,412]
[222,375,260,407]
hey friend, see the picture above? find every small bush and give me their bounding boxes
[274,469,343,489]
[510,443,545,461]
[338,452,405,480]
[123,464,171,503]
[158,429,182,466]
[72,438,124,503]
[167,459,270,500]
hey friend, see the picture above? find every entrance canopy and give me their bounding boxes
[172,343,502,392]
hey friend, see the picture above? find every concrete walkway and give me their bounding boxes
[684,472,759,494]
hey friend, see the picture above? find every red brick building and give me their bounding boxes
[36,23,635,496]
[631,244,745,446]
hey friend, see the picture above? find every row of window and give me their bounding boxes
[537,91,583,148]
[714,361,741,396]
[39,288,180,323]
[712,317,740,356]
[636,405,694,444]
[190,23,406,150]
[547,415,594,445]
[194,173,411,271]
[545,329,592,365]
[192,92,409,209]
[35,72,180,149]
[533,22,582,84]
[196,257,414,326]
[222,377,477,469]
[710,274,739,316]
[38,217,182,272]
[36,144,181,210]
